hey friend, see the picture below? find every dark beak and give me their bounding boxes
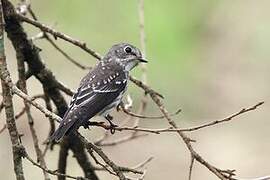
[138,57,148,63]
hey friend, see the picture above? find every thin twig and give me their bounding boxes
[129,76,164,99]
[15,13,102,60]
[11,85,62,122]
[24,150,87,180]
[149,90,231,179]
[17,50,50,180]
[138,170,147,180]
[88,150,117,176]
[132,156,154,170]
[0,107,26,134]
[182,101,264,132]
[121,106,181,119]
[42,91,55,153]
[54,79,76,96]
[78,133,144,179]
[27,7,91,70]
[188,155,195,180]
[0,95,44,134]
[88,100,264,136]
[98,133,148,146]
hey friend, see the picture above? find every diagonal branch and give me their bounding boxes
[23,148,89,180]
[149,91,233,179]
[15,13,102,60]
[0,94,44,134]
[77,133,139,180]
[27,7,91,70]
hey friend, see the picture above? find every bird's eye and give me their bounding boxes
[124,46,132,53]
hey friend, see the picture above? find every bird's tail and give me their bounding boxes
[49,118,76,142]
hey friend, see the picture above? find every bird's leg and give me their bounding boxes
[82,121,104,129]
[83,121,91,129]
[116,101,124,111]
[105,114,118,134]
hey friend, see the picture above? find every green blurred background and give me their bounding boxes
[1,0,270,179]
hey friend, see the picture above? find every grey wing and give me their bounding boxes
[50,74,127,142]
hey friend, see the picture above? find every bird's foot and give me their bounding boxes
[105,114,118,134]
[116,101,124,111]
[108,121,118,134]
[83,121,91,129]
[83,121,105,129]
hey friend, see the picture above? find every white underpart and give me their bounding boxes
[124,60,139,71]
[98,90,125,117]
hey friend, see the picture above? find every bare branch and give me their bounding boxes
[121,106,181,119]
[0,2,25,179]
[138,170,147,180]
[23,149,88,180]
[97,133,148,146]
[27,7,91,70]
[181,101,264,132]
[188,155,195,180]
[12,85,62,122]
[15,13,102,60]
[77,133,144,180]
[132,156,154,170]
[0,95,44,134]
[54,79,76,96]
[149,90,233,179]
[42,92,55,153]
[0,70,62,124]
[129,76,164,98]
[17,50,50,180]
[88,100,264,138]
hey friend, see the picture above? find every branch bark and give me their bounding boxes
[0,2,25,179]
[17,52,50,180]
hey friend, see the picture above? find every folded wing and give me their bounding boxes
[50,70,127,142]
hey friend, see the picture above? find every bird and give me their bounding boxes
[50,43,147,142]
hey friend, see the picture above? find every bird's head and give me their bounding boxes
[104,43,147,71]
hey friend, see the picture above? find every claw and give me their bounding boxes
[116,101,124,111]
[105,114,118,134]
[109,122,118,134]
[83,121,91,129]
[83,121,105,129]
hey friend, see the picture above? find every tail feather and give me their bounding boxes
[50,119,77,142]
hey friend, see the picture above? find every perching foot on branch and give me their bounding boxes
[83,121,105,129]
[105,114,118,134]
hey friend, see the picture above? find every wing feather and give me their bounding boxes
[50,70,127,142]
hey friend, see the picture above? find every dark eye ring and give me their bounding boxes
[124,46,132,53]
